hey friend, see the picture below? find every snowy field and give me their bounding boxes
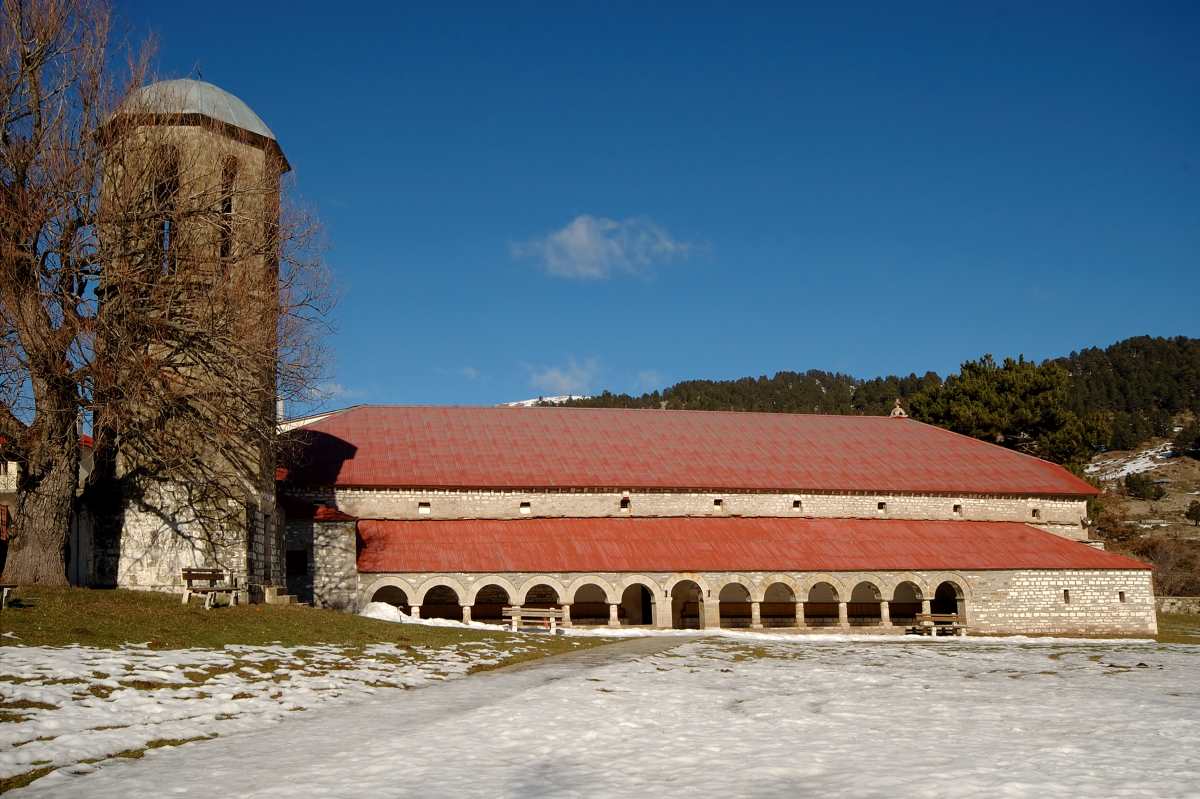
[0,636,546,788]
[8,633,1200,798]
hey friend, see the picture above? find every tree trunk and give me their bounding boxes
[1,431,79,586]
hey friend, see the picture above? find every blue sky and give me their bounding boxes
[119,1,1200,408]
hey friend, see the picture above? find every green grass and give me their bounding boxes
[0,587,609,661]
[1155,613,1200,645]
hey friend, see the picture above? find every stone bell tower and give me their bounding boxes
[92,79,290,595]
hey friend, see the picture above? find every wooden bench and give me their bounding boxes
[0,583,15,610]
[501,606,564,632]
[910,613,966,636]
[181,568,240,609]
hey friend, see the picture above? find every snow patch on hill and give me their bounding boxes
[1086,442,1175,481]
[503,395,590,407]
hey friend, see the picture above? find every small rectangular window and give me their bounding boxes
[519,501,531,515]
[417,501,431,516]
[792,499,802,510]
[953,504,963,516]
[713,498,723,509]
[1063,589,1070,604]
[877,501,887,513]
[1032,509,1041,519]
[619,497,631,512]
[1118,591,1126,603]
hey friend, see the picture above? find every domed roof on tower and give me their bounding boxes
[121,79,276,140]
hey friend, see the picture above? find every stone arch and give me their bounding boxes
[888,579,924,627]
[881,572,929,599]
[616,574,663,601]
[924,572,973,602]
[517,575,567,605]
[756,573,801,604]
[566,575,618,605]
[361,575,418,608]
[567,579,612,625]
[760,578,800,628]
[931,578,968,620]
[466,576,520,606]
[848,580,884,626]
[796,573,849,599]
[803,578,842,627]
[665,573,712,600]
[717,579,753,629]
[371,585,411,609]
[414,575,469,606]
[714,573,756,599]
[669,577,706,629]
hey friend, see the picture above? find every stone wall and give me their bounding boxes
[116,484,251,592]
[287,517,357,610]
[1157,596,1200,615]
[353,566,1156,637]
[285,486,1090,540]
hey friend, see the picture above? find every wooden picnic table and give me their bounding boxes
[501,606,564,632]
[181,568,241,609]
[909,612,966,636]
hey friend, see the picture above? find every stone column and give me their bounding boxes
[410,606,421,619]
[794,601,806,629]
[654,598,672,629]
[561,603,572,628]
[608,603,620,627]
[921,598,932,616]
[701,596,721,630]
[838,601,849,628]
[751,601,763,629]
[880,601,891,627]
[460,605,472,624]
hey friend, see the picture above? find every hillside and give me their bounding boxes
[560,335,1200,465]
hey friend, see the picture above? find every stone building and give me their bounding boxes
[278,404,1156,636]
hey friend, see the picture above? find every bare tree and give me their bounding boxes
[1,0,329,585]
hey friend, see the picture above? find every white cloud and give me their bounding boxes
[317,382,364,401]
[511,215,693,279]
[529,357,600,395]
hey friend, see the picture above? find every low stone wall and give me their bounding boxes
[1157,597,1200,615]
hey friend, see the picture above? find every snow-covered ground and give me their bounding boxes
[11,635,1200,797]
[1086,441,1175,481]
[0,637,542,786]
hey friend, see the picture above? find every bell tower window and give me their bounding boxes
[219,156,237,262]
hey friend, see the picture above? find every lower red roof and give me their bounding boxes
[356,517,1148,574]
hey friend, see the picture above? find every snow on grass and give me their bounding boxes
[0,637,534,787]
[1086,442,1175,481]
[12,635,1200,797]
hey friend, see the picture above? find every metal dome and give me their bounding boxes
[121,79,275,140]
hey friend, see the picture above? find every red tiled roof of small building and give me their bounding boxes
[357,517,1146,574]
[281,405,1098,497]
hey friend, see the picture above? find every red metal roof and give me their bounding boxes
[282,405,1097,496]
[357,517,1147,574]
